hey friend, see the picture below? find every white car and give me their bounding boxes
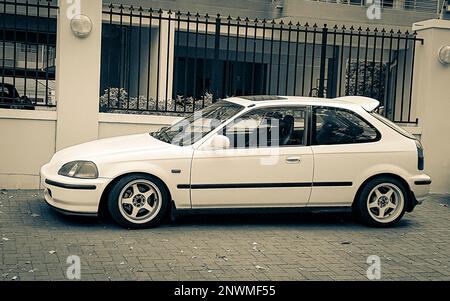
[40,95,431,228]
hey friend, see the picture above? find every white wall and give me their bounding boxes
[0,111,179,189]
[98,113,181,138]
[0,109,56,189]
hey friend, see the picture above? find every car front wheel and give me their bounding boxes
[107,174,169,229]
[354,177,407,227]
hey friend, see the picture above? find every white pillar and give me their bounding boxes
[412,19,450,194]
[55,0,102,150]
[157,13,175,103]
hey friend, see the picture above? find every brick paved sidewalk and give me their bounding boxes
[0,190,449,281]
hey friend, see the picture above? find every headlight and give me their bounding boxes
[58,161,98,179]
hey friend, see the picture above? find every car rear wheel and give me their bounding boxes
[354,177,407,227]
[107,174,169,229]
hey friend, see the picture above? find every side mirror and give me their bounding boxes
[207,134,230,150]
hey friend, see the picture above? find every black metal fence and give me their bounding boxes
[0,0,57,110]
[100,4,423,124]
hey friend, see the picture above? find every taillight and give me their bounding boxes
[415,140,424,170]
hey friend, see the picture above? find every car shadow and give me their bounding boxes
[170,212,413,229]
[46,209,104,226]
[174,211,354,226]
[42,207,414,230]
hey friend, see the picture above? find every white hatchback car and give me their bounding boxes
[41,95,431,228]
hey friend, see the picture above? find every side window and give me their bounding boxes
[221,107,306,148]
[312,107,379,145]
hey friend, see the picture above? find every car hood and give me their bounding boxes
[51,133,176,164]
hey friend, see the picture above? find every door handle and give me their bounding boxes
[285,156,301,164]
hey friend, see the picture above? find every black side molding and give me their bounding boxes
[414,180,432,186]
[313,182,353,187]
[177,182,353,190]
[45,179,97,190]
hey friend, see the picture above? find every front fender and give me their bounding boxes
[98,160,192,209]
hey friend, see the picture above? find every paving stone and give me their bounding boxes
[0,190,449,281]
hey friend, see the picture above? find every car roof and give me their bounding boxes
[0,83,15,90]
[225,95,380,112]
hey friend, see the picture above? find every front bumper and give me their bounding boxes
[40,164,110,215]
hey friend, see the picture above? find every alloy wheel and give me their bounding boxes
[118,179,162,224]
[367,183,404,223]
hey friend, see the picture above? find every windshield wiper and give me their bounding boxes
[160,130,172,143]
[150,126,169,139]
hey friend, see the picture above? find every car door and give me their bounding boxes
[189,106,314,208]
[308,106,382,206]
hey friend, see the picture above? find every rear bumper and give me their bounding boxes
[40,164,109,215]
[410,174,432,201]
[407,174,431,212]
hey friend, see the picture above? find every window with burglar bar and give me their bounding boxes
[0,0,57,110]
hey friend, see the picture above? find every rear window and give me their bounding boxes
[370,112,415,140]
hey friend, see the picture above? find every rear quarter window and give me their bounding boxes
[312,107,381,145]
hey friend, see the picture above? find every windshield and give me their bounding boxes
[370,112,416,140]
[151,100,244,146]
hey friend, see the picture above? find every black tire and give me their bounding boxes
[107,174,169,229]
[353,176,408,227]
